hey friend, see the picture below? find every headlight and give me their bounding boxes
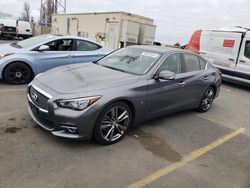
[56,96,101,111]
[0,52,14,59]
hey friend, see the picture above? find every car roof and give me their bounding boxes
[47,34,97,43]
[128,45,192,55]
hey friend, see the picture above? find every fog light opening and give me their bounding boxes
[67,128,77,133]
[61,125,78,134]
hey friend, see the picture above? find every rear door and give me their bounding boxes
[235,33,250,80]
[17,21,32,36]
[73,39,104,64]
[35,38,75,73]
[180,53,211,106]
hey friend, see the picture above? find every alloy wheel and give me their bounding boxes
[201,88,214,111]
[100,106,130,142]
[4,63,31,84]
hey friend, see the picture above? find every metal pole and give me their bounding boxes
[55,0,58,14]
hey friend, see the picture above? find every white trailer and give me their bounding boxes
[138,24,156,45]
[120,20,140,47]
[52,11,156,49]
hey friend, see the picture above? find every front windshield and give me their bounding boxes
[15,34,55,48]
[97,47,161,75]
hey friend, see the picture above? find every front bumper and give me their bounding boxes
[27,85,99,140]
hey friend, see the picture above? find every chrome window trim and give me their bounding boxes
[205,63,208,70]
[199,57,208,70]
[31,84,52,99]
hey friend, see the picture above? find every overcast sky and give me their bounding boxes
[1,0,250,44]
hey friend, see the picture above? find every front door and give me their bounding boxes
[235,36,250,80]
[147,53,186,117]
[35,39,75,73]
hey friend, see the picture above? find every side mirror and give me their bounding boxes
[155,70,175,80]
[38,45,50,52]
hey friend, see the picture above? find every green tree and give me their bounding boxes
[19,2,30,22]
[174,42,181,48]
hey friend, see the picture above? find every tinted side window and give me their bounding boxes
[199,58,207,70]
[244,41,250,59]
[158,54,182,74]
[77,40,100,51]
[183,54,200,72]
[45,39,73,51]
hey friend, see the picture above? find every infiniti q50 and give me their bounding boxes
[27,46,221,145]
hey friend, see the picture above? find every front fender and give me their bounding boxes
[0,54,36,79]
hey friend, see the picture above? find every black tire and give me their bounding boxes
[4,62,32,85]
[197,86,215,113]
[94,102,132,145]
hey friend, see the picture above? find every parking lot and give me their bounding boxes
[0,80,249,188]
[0,39,249,188]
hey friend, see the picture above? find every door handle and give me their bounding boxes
[179,81,186,87]
[228,58,234,61]
[203,76,209,80]
[239,60,246,63]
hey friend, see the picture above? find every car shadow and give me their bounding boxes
[222,80,250,91]
[0,79,8,85]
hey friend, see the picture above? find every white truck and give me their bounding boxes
[0,19,33,39]
[186,27,250,85]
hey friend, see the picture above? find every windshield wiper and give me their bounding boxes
[10,42,22,49]
[101,65,126,73]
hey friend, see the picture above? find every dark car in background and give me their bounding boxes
[27,46,221,145]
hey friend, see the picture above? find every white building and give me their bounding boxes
[52,11,156,49]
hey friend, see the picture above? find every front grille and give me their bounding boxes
[29,86,49,110]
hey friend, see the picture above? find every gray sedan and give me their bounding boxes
[27,46,221,145]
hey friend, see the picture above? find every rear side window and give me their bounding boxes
[76,40,101,51]
[183,54,200,72]
[199,58,207,70]
[244,41,250,59]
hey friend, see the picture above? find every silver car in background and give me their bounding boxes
[27,46,221,145]
[0,34,111,84]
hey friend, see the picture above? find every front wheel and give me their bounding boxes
[4,62,32,84]
[94,102,132,145]
[198,86,215,113]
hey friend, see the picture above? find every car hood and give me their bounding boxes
[36,63,140,94]
[0,43,22,53]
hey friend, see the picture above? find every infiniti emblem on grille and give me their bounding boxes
[32,93,38,101]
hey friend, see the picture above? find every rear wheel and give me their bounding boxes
[4,62,32,84]
[198,86,215,112]
[94,102,132,145]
